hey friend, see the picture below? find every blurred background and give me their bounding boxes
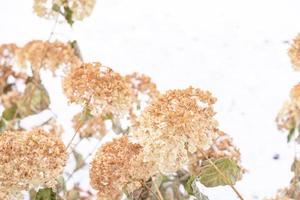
[2,0,300,199]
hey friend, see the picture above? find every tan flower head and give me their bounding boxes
[16,40,81,74]
[133,87,219,174]
[90,136,151,199]
[33,0,96,21]
[0,129,67,195]
[276,83,300,132]
[125,72,159,124]
[289,33,300,71]
[0,44,18,66]
[125,72,159,100]
[0,90,22,109]
[63,62,135,116]
[72,112,107,139]
[189,130,242,175]
[290,83,300,101]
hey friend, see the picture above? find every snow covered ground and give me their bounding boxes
[2,0,300,199]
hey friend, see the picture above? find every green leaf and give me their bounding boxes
[0,118,6,132]
[29,189,37,200]
[199,158,241,187]
[34,188,56,200]
[185,175,196,195]
[17,82,50,118]
[56,176,66,193]
[63,6,74,26]
[191,178,209,200]
[2,105,17,121]
[69,40,83,61]
[288,126,296,142]
[66,189,80,200]
[52,4,61,12]
[123,188,133,200]
[80,107,93,122]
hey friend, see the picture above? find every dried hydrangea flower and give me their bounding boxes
[276,83,300,132]
[125,72,159,100]
[0,129,67,195]
[125,72,159,123]
[0,190,23,200]
[199,130,241,161]
[133,87,219,174]
[16,40,81,74]
[33,0,96,21]
[0,43,18,66]
[188,130,241,175]
[276,159,300,200]
[0,90,22,109]
[72,112,107,139]
[90,136,153,200]
[63,62,135,116]
[289,33,300,71]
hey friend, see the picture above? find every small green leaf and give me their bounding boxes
[29,189,37,200]
[288,126,296,142]
[34,188,56,200]
[123,188,133,200]
[0,118,6,132]
[191,178,209,200]
[63,6,74,26]
[80,107,93,122]
[52,4,61,12]
[66,189,80,200]
[2,105,17,121]
[69,40,83,61]
[185,175,196,195]
[17,82,50,118]
[199,158,242,187]
[56,176,66,193]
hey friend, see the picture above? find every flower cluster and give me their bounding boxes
[276,83,300,132]
[0,129,67,196]
[0,43,18,66]
[0,64,27,109]
[33,0,96,21]
[188,130,241,175]
[125,72,159,100]
[132,87,219,174]
[90,136,153,200]
[72,112,107,138]
[125,72,159,123]
[90,87,229,198]
[289,33,300,71]
[17,40,81,74]
[63,62,135,116]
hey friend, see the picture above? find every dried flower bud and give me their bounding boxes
[133,87,219,174]
[289,33,300,71]
[63,62,135,116]
[0,129,67,195]
[90,136,152,199]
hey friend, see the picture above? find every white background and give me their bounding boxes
[2,0,300,199]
